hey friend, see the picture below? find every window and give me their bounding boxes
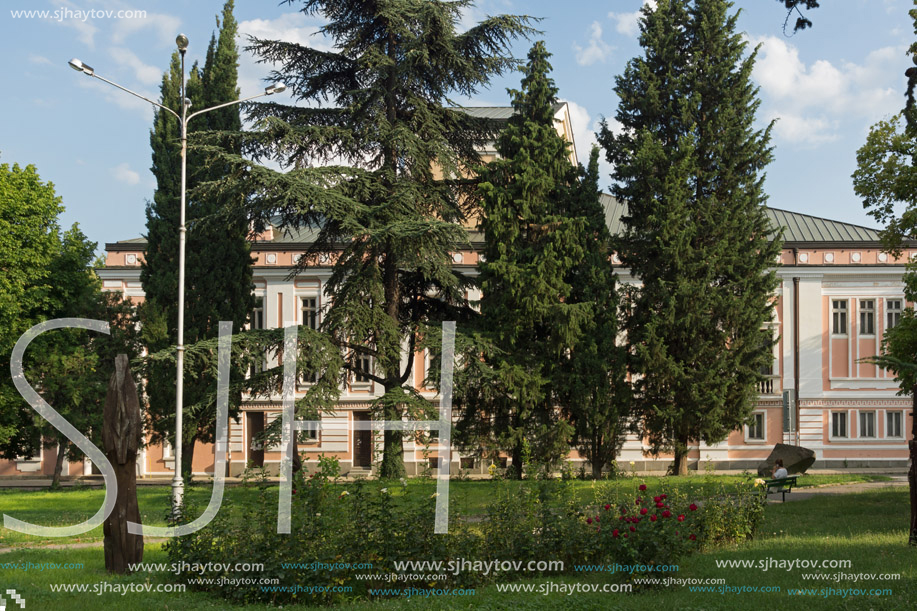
[297,297,321,384]
[298,422,319,443]
[162,441,172,459]
[249,299,267,376]
[859,411,876,438]
[859,300,875,335]
[354,355,373,384]
[747,413,765,440]
[251,302,264,330]
[832,300,848,335]
[460,456,476,470]
[429,457,442,470]
[831,412,848,438]
[300,296,319,330]
[887,411,903,438]
[887,299,903,330]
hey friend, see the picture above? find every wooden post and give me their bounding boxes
[102,354,144,573]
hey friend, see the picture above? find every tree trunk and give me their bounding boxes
[379,386,405,479]
[510,442,524,480]
[181,438,195,484]
[591,436,603,479]
[909,385,917,546]
[909,439,916,546]
[51,440,68,489]
[102,354,144,574]
[672,440,690,476]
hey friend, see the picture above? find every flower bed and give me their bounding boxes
[165,472,766,605]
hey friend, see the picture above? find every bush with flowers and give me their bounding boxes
[166,476,767,604]
[583,483,701,572]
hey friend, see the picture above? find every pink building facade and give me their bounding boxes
[1,105,912,477]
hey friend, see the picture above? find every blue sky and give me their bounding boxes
[0,0,913,252]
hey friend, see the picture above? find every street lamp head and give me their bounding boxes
[265,82,287,95]
[176,33,189,51]
[68,58,94,76]
[183,98,192,109]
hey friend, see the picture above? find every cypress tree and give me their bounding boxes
[471,42,590,479]
[141,0,253,478]
[557,147,631,479]
[207,0,534,479]
[598,0,780,475]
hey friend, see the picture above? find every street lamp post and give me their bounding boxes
[70,34,285,514]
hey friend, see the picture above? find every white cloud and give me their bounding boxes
[54,0,100,48]
[109,47,162,86]
[28,54,53,66]
[560,99,614,187]
[609,0,656,37]
[77,77,157,117]
[750,35,904,146]
[112,162,140,186]
[766,112,839,148]
[237,13,330,99]
[573,22,612,66]
[110,11,182,47]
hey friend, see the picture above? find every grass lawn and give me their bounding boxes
[0,473,889,547]
[0,475,911,610]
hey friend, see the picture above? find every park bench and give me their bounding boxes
[764,475,797,502]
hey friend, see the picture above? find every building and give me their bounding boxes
[2,104,913,477]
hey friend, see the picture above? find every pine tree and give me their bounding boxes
[598,0,780,475]
[141,0,253,478]
[468,42,590,479]
[207,0,534,479]
[557,147,630,479]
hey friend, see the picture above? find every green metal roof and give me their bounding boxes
[599,194,883,245]
[109,194,886,251]
[453,103,566,121]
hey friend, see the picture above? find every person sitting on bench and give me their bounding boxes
[772,458,788,480]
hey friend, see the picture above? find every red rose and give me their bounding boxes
[595,516,600,523]
[621,507,627,514]
[656,501,664,508]
[640,508,648,515]
[662,510,672,518]
[677,514,685,522]
[623,533,629,538]
[639,484,647,491]
[605,504,611,511]
[629,525,636,532]
[689,503,698,511]
[653,496,661,503]
[650,515,658,522]
[675,531,679,535]
[661,494,667,499]
[612,529,620,538]
[689,534,697,541]
[636,497,642,505]
[619,516,625,521]
[586,517,593,524]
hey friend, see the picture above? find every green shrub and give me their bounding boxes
[166,478,767,604]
